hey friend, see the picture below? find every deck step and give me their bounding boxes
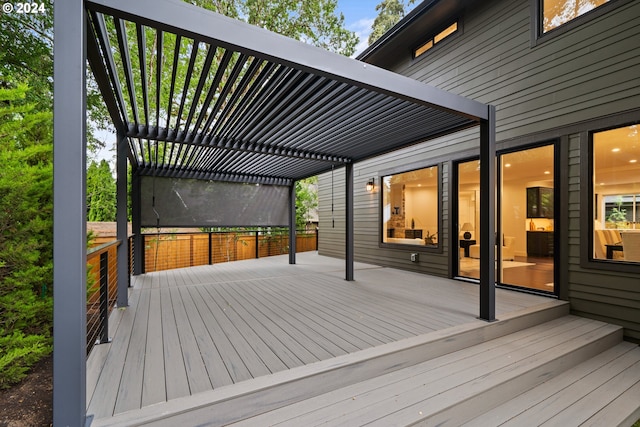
[465,341,640,427]
[226,316,629,426]
[91,301,569,426]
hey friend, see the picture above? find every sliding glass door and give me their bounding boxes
[456,145,556,293]
[499,144,555,292]
[457,160,480,280]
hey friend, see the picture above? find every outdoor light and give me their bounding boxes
[461,222,474,240]
[366,178,375,192]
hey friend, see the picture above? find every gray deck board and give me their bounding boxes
[141,287,165,407]
[214,280,316,366]
[112,282,151,414]
[159,287,190,401]
[168,286,215,393]
[226,278,343,359]
[87,252,552,419]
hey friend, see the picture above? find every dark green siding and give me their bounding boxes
[318,0,640,340]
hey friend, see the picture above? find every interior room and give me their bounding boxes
[592,124,640,262]
[382,166,439,246]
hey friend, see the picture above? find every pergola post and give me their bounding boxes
[53,0,88,425]
[132,171,143,275]
[116,130,129,306]
[479,105,497,321]
[345,163,354,281]
[289,182,296,264]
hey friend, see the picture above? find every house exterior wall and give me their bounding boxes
[317,0,640,341]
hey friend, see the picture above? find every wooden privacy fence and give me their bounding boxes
[130,229,318,274]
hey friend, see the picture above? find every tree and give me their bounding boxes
[0,85,53,388]
[186,0,358,56]
[296,177,318,230]
[368,0,414,45]
[87,160,117,222]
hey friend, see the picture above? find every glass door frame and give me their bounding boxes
[452,142,560,296]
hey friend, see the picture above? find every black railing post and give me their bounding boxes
[128,236,132,287]
[208,232,213,265]
[140,234,146,274]
[316,228,319,251]
[99,252,110,344]
[255,231,259,259]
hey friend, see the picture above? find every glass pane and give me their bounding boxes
[457,160,480,279]
[382,166,439,246]
[593,125,640,262]
[414,40,434,58]
[435,22,458,43]
[500,145,555,292]
[542,0,609,33]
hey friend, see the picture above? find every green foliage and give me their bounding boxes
[0,85,53,388]
[369,0,414,45]
[296,177,318,229]
[187,0,358,56]
[87,160,117,221]
[0,331,51,389]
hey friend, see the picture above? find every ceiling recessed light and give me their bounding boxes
[612,148,621,152]
[505,163,511,167]
[544,171,550,175]
[630,159,638,163]
[599,182,605,186]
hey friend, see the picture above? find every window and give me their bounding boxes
[592,124,640,263]
[414,21,458,58]
[542,0,610,33]
[382,165,439,246]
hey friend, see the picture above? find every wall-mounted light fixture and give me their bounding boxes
[366,178,375,192]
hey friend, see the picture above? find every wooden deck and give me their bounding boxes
[87,252,553,421]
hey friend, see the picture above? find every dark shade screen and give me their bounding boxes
[141,177,290,227]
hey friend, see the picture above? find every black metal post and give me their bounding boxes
[479,106,497,321]
[53,0,87,424]
[208,232,213,265]
[99,252,110,344]
[255,231,259,259]
[132,172,143,275]
[116,129,129,306]
[289,182,296,264]
[140,234,146,274]
[346,163,354,281]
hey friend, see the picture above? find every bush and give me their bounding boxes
[0,331,51,389]
[0,85,53,388]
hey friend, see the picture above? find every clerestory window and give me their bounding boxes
[413,21,458,59]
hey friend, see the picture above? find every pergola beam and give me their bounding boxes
[125,127,352,165]
[86,0,488,121]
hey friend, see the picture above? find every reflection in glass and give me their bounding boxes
[542,0,609,33]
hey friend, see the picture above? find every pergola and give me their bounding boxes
[53,1,496,425]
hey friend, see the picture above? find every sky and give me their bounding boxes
[336,0,382,57]
[338,0,418,57]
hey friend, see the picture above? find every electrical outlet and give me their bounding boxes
[410,253,419,262]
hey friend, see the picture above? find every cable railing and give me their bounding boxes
[129,228,318,274]
[86,240,120,355]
